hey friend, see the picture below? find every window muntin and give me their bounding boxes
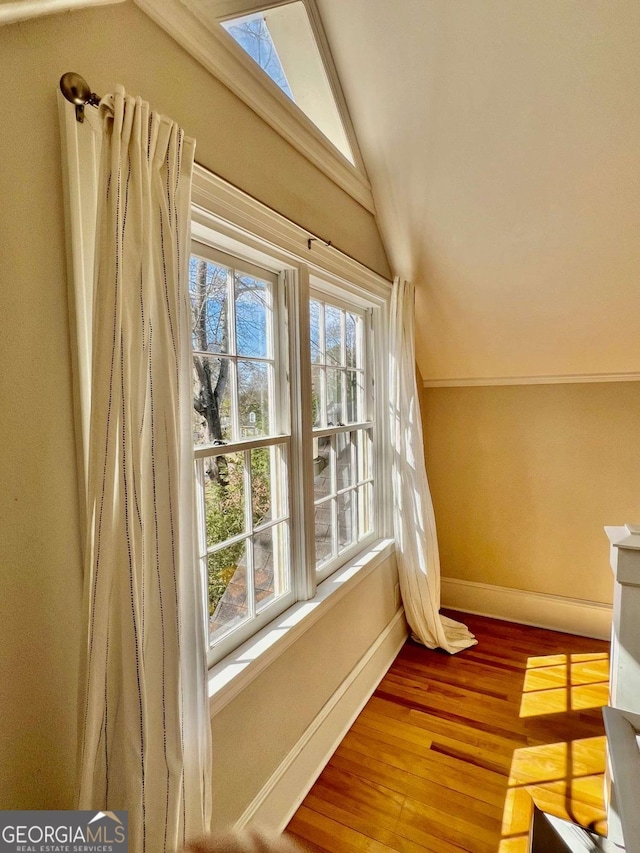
[190,245,292,652]
[309,293,375,578]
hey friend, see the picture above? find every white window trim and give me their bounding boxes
[191,160,392,538]
[191,163,394,684]
[132,0,376,213]
[191,164,389,300]
[219,1,354,164]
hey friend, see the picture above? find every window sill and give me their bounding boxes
[208,537,396,715]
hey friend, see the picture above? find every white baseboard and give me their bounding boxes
[236,607,409,832]
[441,577,612,641]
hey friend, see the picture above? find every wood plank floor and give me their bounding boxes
[286,611,610,853]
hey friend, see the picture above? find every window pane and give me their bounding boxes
[346,370,363,423]
[255,522,290,610]
[337,491,354,548]
[235,273,269,358]
[251,445,288,527]
[190,257,229,354]
[336,431,353,491]
[313,435,332,501]
[314,499,333,566]
[223,16,294,100]
[208,542,249,641]
[326,368,343,426]
[193,355,232,445]
[357,429,373,483]
[311,365,323,427]
[238,360,270,437]
[310,299,323,364]
[358,483,373,536]
[325,305,343,366]
[204,452,246,548]
[346,312,359,369]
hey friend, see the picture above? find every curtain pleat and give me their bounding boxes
[390,278,477,654]
[78,86,211,853]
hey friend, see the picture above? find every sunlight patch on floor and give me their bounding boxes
[520,653,609,717]
[508,736,606,787]
[501,736,607,847]
[502,651,609,849]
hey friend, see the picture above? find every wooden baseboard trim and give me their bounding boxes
[236,607,409,832]
[441,577,612,640]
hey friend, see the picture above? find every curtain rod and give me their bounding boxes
[58,71,388,281]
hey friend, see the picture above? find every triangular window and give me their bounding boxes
[133,0,373,207]
[219,1,355,164]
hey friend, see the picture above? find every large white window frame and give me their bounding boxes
[308,286,377,581]
[189,241,297,662]
[190,166,391,666]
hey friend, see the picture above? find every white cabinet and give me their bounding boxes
[604,526,640,714]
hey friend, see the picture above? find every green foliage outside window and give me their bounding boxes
[206,448,271,615]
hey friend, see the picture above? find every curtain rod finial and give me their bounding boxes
[60,72,101,123]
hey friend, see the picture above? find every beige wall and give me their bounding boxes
[0,1,391,812]
[210,555,398,828]
[422,382,640,604]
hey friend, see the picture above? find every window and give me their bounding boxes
[219,0,354,162]
[190,245,294,658]
[189,205,389,664]
[136,0,375,211]
[309,292,375,579]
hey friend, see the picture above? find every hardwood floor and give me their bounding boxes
[286,611,610,853]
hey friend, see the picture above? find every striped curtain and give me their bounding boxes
[389,278,477,654]
[77,86,212,853]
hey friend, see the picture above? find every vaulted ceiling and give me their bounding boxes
[317,1,640,382]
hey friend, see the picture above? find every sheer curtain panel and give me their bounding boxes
[389,278,476,653]
[77,86,212,853]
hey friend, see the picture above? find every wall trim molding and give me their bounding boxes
[441,577,612,641]
[235,607,409,832]
[423,371,640,388]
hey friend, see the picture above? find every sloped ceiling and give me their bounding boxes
[317,0,640,382]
